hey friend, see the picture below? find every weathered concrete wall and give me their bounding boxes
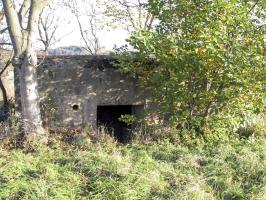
[37,55,147,129]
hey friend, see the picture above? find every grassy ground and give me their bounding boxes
[0,132,265,200]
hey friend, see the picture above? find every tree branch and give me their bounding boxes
[18,0,31,27]
[0,27,9,34]
[27,0,49,33]
[0,56,12,76]
[0,42,12,46]
[2,0,23,53]
[75,14,94,55]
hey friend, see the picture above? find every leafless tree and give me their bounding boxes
[66,0,103,55]
[65,0,154,54]
[104,0,154,32]
[38,8,59,54]
[0,9,11,46]
[38,4,72,55]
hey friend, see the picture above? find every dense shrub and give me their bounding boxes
[116,0,265,135]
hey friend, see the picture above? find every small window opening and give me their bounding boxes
[72,104,79,111]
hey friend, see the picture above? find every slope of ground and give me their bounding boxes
[0,132,265,200]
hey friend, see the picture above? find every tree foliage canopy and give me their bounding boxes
[117,0,266,133]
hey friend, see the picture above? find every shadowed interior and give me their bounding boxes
[97,105,132,143]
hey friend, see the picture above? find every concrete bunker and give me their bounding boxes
[32,55,149,139]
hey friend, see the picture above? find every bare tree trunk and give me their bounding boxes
[18,52,45,137]
[2,0,49,141]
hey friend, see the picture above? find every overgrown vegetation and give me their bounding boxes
[0,129,265,199]
[0,0,265,199]
[116,0,265,135]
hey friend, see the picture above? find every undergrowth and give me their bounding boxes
[0,130,265,200]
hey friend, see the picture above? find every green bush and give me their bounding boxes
[115,0,265,135]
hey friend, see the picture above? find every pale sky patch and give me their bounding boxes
[44,0,130,51]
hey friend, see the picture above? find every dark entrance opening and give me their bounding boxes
[97,105,132,143]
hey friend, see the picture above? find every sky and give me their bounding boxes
[45,1,130,51]
[56,27,129,51]
[0,0,143,51]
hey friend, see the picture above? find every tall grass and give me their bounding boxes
[0,130,265,200]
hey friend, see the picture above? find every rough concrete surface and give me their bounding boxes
[37,55,148,129]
